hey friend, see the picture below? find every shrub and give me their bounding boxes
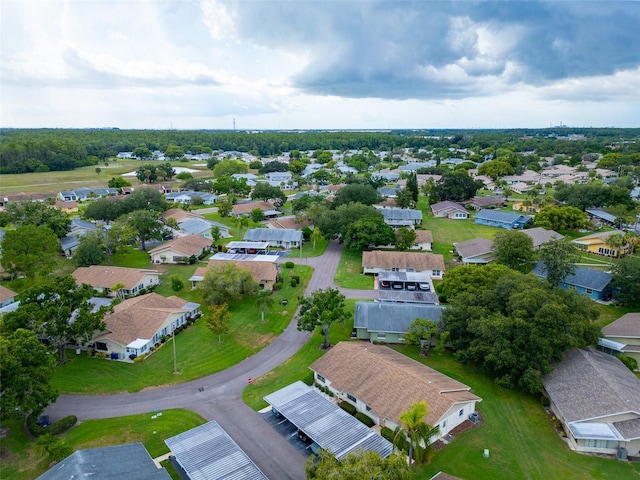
[356,412,375,427]
[290,278,298,287]
[381,426,395,442]
[617,353,638,372]
[28,415,77,437]
[541,395,551,407]
[292,275,300,283]
[285,261,295,269]
[134,354,147,363]
[272,282,283,291]
[303,371,314,386]
[339,401,357,415]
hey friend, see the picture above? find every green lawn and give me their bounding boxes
[52,264,314,394]
[110,248,156,269]
[333,248,374,289]
[399,347,640,480]
[0,409,206,480]
[243,299,362,410]
[288,237,329,258]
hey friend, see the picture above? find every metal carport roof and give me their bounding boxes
[264,381,393,460]
[165,420,267,480]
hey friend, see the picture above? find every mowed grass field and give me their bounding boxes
[0,159,212,195]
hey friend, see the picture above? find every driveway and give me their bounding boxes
[45,240,360,479]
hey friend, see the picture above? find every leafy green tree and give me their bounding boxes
[135,163,175,183]
[73,231,105,267]
[3,200,71,238]
[122,210,165,251]
[213,159,248,178]
[132,146,153,159]
[611,256,640,307]
[251,183,287,205]
[107,177,132,189]
[534,205,588,231]
[478,160,515,179]
[538,238,581,287]
[259,160,289,173]
[197,263,258,305]
[104,220,136,263]
[297,288,349,349]
[233,215,249,237]
[217,197,233,217]
[0,225,59,279]
[333,184,381,207]
[492,230,536,273]
[439,263,513,302]
[393,401,439,466]
[404,318,439,355]
[210,226,222,244]
[250,208,266,223]
[395,227,417,251]
[207,303,231,343]
[84,197,124,222]
[310,227,323,251]
[343,215,395,251]
[36,434,73,462]
[164,144,184,160]
[605,232,627,256]
[316,203,382,240]
[406,172,419,203]
[395,188,414,209]
[306,449,409,480]
[256,290,275,323]
[212,177,251,196]
[170,274,184,292]
[432,171,483,202]
[176,171,193,181]
[2,276,107,364]
[442,272,599,393]
[0,329,58,422]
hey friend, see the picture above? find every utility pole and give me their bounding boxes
[172,323,177,374]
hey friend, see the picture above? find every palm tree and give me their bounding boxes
[256,290,275,323]
[393,401,440,466]
[605,233,626,257]
[110,282,126,300]
[624,231,639,255]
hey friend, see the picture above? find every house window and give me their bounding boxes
[441,420,447,429]
[317,374,326,383]
[377,333,386,339]
[95,342,108,351]
[585,289,593,295]
[366,405,372,412]
[347,393,357,403]
[433,270,441,276]
[459,409,464,417]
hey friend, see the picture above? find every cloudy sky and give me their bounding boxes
[2,1,639,130]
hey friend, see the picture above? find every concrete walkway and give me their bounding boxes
[45,239,371,480]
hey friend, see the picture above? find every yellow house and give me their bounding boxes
[512,201,540,214]
[572,230,629,258]
[53,200,79,214]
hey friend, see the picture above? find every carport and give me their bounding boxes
[264,381,393,460]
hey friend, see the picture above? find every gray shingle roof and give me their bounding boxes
[453,238,494,259]
[379,208,422,221]
[474,209,532,224]
[178,218,216,235]
[165,420,267,480]
[602,313,640,338]
[521,227,563,248]
[531,263,612,291]
[244,228,302,243]
[543,347,640,424]
[37,443,170,480]
[354,302,444,333]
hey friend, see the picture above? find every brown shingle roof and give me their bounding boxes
[310,342,481,426]
[362,251,445,272]
[602,313,640,338]
[232,201,275,215]
[453,238,494,259]
[414,230,433,243]
[72,266,159,290]
[196,259,278,284]
[94,293,191,346]
[267,216,310,229]
[0,285,17,303]
[160,208,203,223]
[148,235,211,257]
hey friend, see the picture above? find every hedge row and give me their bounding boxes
[28,415,78,437]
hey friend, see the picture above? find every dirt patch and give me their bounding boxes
[238,332,276,350]
[433,419,483,452]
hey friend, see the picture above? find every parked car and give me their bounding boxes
[418,283,431,291]
[392,282,404,289]
[379,280,390,288]
[406,282,417,291]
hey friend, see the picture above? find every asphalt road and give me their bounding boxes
[44,239,373,480]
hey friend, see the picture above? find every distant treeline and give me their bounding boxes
[1,128,639,175]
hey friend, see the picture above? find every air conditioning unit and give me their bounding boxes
[617,447,628,461]
[469,412,480,424]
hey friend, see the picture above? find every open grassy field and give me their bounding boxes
[333,248,374,289]
[0,409,205,480]
[0,159,213,195]
[51,263,313,394]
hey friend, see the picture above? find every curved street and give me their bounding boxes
[45,239,372,479]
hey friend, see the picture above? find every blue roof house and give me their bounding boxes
[474,209,532,229]
[531,263,613,301]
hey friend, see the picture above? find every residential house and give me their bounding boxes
[430,201,469,219]
[453,238,494,264]
[232,201,279,219]
[0,285,17,308]
[353,302,444,343]
[310,342,482,439]
[231,173,259,187]
[60,218,100,258]
[599,313,640,367]
[165,421,268,480]
[543,347,640,457]
[264,171,294,189]
[573,230,629,258]
[72,265,161,297]
[465,196,505,211]
[189,259,278,290]
[149,235,212,264]
[377,186,400,198]
[160,208,204,223]
[37,443,170,480]
[264,381,394,460]
[89,293,200,360]
[412,230,433,251]
[266,215,311,230]
[362,251,445,278]
[521,227,563,249]
[58,187,118,202]
[510,182,534,194]
[531,263,613,301]
[512,201,541,214]
[474,209,532,229]
[176,218,230,239]
[378,207,423,228]
[52,199,79,214]
[165,191,218,205]
[244,228,303,249]
[0,192,53,207]
[372,171,401,182]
